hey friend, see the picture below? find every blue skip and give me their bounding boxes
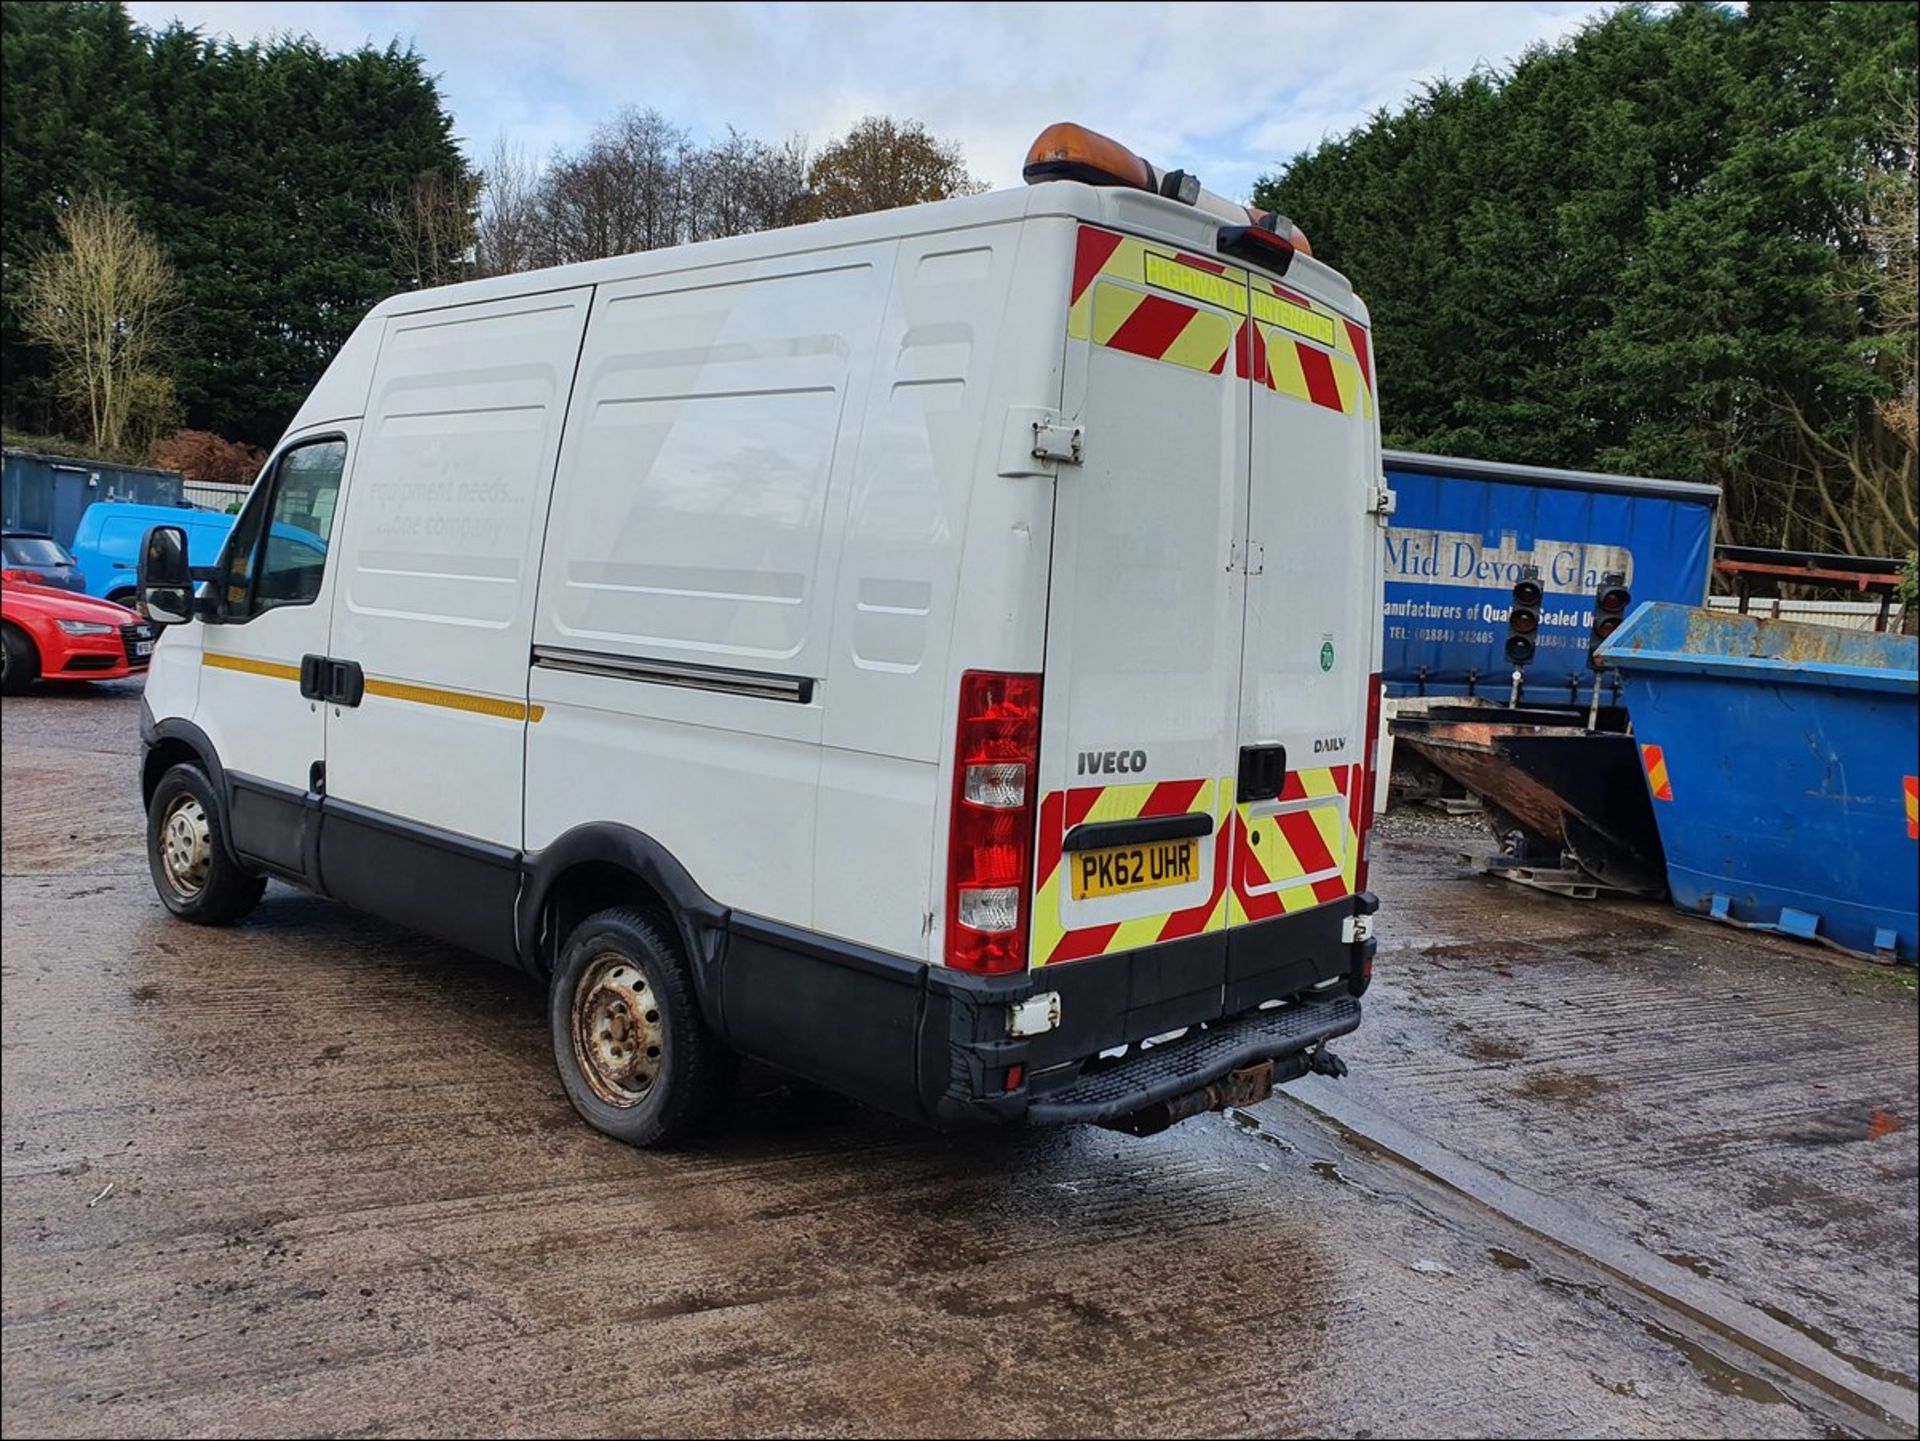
[1597,603,1918,963]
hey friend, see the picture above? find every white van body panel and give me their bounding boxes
[526,249,894,927]
[325,289,591,847]
[817,221,1069,957]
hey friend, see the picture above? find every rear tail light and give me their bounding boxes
[1354,672,1384,895]
[946,670,1043,975]
[2,569,47,586]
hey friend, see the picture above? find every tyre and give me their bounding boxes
[550,906,735,1148]
[1,623,39,695]
[106,588,137,608]
[146,762,266,924]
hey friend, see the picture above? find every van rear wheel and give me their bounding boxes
[550,907,734,1148]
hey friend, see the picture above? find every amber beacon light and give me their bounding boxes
[1023,122,1314,261]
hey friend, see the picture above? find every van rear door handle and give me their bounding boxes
[1237,744,1289,803]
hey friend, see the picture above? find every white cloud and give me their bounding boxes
[124,0,1615,199]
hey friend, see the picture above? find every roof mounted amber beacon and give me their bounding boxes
[1023,122,1313,273]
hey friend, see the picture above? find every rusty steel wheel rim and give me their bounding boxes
[159,793,213,899]
[573,952,665,1107]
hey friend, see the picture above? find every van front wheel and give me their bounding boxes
[146,763,266,924]
[550,907,734,1148]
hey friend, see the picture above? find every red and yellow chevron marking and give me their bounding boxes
[1237,278,1373,420]
[1033,776,1229,966]
[1904,775,1917,839]
[1229,765,1361,924]
[1641,744,1673,802]
[1066,225,1374,413]
[1068,226,1243,375]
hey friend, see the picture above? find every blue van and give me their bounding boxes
[70,502,237,606]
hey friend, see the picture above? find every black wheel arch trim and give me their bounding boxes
[140,713,244,870]
[518,822,731,1023]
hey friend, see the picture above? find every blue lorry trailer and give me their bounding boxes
[1599,604,1918,963]
[1382,451,1719,702]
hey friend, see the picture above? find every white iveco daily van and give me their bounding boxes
[136,124,1387,1147]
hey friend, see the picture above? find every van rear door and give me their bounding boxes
[1226,273,1379,1003]
[1032,225,1248,1003]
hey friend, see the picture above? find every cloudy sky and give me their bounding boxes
[123,1,1618,199]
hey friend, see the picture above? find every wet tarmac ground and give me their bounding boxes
[3,681,1916,1438]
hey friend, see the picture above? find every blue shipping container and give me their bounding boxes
[1599,603,1918,963]
[2,448,187,547]
[1382,452,1718,699]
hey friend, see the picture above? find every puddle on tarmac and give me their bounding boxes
[1637,1316,1793,1407]
[1757,1303,1920,1393]
[1660,1251,1716,1278]
[1542,1275,1790,1408]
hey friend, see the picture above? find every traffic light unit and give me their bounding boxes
[1504,568,1543,669]
[1589,571,1631,669]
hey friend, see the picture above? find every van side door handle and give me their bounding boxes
[301,654,363,706]
[327,659,364,708]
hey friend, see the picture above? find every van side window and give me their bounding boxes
[219,438,346,618]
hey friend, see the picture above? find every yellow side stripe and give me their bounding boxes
[202,653,302,682]
[362,677,544,723]
[201,652,542,722]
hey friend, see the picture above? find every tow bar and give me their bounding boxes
[1104,1044,1348,1137]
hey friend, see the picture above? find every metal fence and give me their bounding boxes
[180,480,250,513]
[1705,595,1907,632]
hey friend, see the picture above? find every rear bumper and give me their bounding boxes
[1024,993,1361,1126]
[715,894,1376,1131]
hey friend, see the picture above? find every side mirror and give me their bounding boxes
[137,525,194,625]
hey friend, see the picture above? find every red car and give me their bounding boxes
[1,577,156,694]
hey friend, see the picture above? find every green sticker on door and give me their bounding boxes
[1319,639,1335,672]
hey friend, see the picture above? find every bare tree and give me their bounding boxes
[383,170,479,289]
[477,108,916,278]
[474,138,550,278]
[798,116,985,222]
[694,128,809,240]
[23,194,177,453]
[541,107,696,263]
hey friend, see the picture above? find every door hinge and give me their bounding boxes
[1369,480,1398,523]
[1245,540,1265,576]
[1031,418,1083,466]
[998,407,1082,476]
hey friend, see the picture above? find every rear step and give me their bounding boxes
[1025,995,1361,1134]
